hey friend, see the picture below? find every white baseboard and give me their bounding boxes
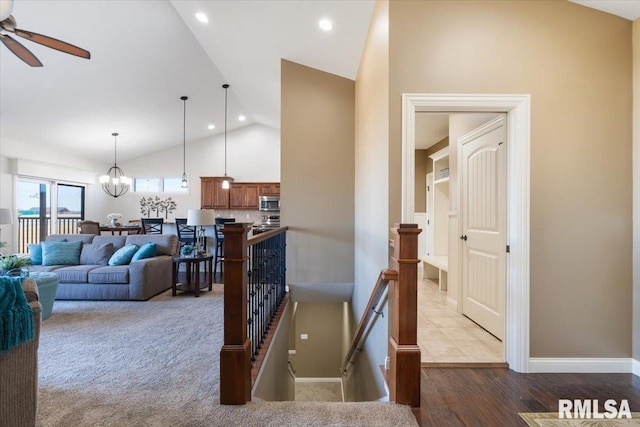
[295,377,342,383]
[528,358,634,373]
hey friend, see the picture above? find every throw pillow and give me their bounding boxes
[108,244,139,266]
[131,242,157,262]
[27,243,43,265]
[41,240,83,266]
[80,243,114,266]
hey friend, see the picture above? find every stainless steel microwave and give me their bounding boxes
[259,195,280,211]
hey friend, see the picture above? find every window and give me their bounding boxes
[16,179,85,252]
[132,177,187,194]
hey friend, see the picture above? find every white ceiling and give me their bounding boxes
[0,0,374,163]
[0,0,636,164]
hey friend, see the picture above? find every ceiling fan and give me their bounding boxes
[0,0,90,67]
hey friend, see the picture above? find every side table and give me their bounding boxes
[28,271,59,320]
[172,254,213,298]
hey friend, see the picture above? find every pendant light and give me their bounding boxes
[180,95,188,188]
[99,132,131,198]
[221,84,230,190]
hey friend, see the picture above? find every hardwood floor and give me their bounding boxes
[414,368,640,426]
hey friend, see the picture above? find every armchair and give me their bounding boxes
[0,277,41,427]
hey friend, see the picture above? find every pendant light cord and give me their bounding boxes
[223,84,229,176]
[112,132,118,167]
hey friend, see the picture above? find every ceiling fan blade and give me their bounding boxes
[14,28,90,59]
[0,33,42,66]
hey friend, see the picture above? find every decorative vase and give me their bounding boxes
[111,218,118,226]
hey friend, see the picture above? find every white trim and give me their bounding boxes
[528,358,634,374]
[401,93,531,373]
[294,377,343,383]
[633,359,640,377]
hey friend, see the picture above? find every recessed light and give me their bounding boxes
[208,124,215,130]
[238,115,246,122]
[195,12,208,24]
[319,19,332,31]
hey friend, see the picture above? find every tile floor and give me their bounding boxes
[417,276,503,364]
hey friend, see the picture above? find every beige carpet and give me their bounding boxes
[295,382,343,402]
[36,286,418,426]
[519,413,640,426]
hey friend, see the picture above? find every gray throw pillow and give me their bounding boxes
[80,243,114,266]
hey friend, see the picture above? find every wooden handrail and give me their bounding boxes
[247,226,289,245]
[341,269,398,375]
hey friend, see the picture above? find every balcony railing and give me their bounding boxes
[16,216,82,253]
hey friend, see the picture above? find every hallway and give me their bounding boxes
[417,277,503,364]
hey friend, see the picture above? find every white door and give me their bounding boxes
[425,173,434,256]
[460,117,506,340]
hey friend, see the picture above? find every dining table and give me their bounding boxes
[99,225,142,235]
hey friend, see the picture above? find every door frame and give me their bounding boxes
[402,93,530,373]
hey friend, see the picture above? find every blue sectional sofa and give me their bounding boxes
[28,233,178,301]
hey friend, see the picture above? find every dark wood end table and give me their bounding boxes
[171,254,213,297]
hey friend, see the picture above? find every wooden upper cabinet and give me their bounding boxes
[230,183,259,209]
[259,183,280,196]
[201,178,278,210]
[200,177,233,209]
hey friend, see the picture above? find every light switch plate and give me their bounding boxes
[301,334,308,340]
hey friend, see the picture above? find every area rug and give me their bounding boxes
[36,286,418,427]
[519,412,640,426]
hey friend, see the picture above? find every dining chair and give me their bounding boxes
[141,218,164,235]
[78,220,101,235]
[126,219,142,235]
[175,218,198,249]
[214,218,235,278]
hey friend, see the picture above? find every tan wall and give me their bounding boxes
[634,18,640,361]
[415,138,450,212]
[281,60,355,284]
[294,302,345,377]
[252,300,294,401]
[388,1,632,357]
[353,0,390,400]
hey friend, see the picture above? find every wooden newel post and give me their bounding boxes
[389,223,421,407]
[220,222,252,405]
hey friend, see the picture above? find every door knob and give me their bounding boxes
[459,235,467,241]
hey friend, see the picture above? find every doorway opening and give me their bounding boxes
[401,93,530,373]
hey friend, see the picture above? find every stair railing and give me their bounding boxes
[340,269,398,376]
[219,223,288,405]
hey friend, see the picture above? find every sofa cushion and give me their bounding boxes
[52,265,97,283]
[42,241,82,266]
[46,234,94,244]
[126,234,177,256]
[80,243,114,266]
[27,244,43,265]
[131,242,157,262]
[88,266,129,284]
[92,235,127,251]
[108,244,138,266]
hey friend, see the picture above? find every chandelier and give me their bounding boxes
[99,132,131,198]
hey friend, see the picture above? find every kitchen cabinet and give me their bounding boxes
[230,183,259,209]
[259,183,280,196]
[200,177,233,209]
[201,178,279,210]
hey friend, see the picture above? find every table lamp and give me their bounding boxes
[186,209,215,254]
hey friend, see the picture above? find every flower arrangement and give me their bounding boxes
[107,213,123,226]
[0,254,30,277]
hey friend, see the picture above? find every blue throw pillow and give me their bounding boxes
[131,242,157,262]
[41,240,82,266]
[108,244,139,266]
[28,243,43,265]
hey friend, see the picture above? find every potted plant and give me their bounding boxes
[0,254,31,277]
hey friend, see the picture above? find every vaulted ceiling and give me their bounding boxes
[0,0,637,163]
